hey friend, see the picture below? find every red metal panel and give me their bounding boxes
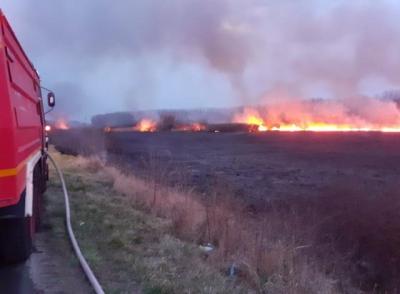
[0,10,43,208]
[0,10,17,206]
[1,13,39,82]
[6,47,37,101]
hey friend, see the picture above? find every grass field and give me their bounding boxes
[46,149,249,293]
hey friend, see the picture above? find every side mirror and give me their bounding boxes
[47,92,56,107]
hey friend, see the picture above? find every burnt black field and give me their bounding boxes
[51,129,400,206]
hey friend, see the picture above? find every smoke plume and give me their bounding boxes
[2,0,400,119]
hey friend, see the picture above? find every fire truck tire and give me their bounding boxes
[0,164,42,263]
[0,217,32,263]
[33,164,43,229]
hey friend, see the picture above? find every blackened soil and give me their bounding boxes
[52,130,400,206]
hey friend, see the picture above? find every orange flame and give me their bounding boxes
[55,118,69,130]
[176,122,207,132]
[134,118,157,132]
[233,109,267,132]
[191,123,207,132]
[234,102,400,133]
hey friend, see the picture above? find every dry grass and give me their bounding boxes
[48,148,400,293]
[47,149,248,293]
[79,155,343,293]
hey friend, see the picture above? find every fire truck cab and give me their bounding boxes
[0,9,54,262]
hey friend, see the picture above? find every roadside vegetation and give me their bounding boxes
[46,149,248,293]
[47,148,400,293]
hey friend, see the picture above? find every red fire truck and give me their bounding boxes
[0,9,55,262]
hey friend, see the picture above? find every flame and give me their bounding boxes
[55,118,69,130]
[258,125,268,132]
[176,122,207,132]
[233,110,267,132]
[191,123,207,131]
[234,102,400,133]
[269,123,373,132]
[105,120,206,133]
[248,120,400,133]
[246,116,264,126]
[134,119,157,132]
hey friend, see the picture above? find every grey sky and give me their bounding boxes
[2,0,400,120]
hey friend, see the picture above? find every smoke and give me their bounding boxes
[2,0,400,120]
[18,1,253,72]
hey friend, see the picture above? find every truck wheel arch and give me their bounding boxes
[24,151,42,217]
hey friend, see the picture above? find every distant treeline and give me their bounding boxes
[91,112,137,128]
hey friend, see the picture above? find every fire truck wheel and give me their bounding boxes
[0,217,33,263]
[33,164,43,229]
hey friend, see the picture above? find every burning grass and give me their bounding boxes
[233,98,400,133]
[99,97,400,135]
[127,115,208,133]
[48,147,400,293]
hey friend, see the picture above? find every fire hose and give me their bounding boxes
[47,153,105,294]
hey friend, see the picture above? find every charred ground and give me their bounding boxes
[52,129,400,204]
